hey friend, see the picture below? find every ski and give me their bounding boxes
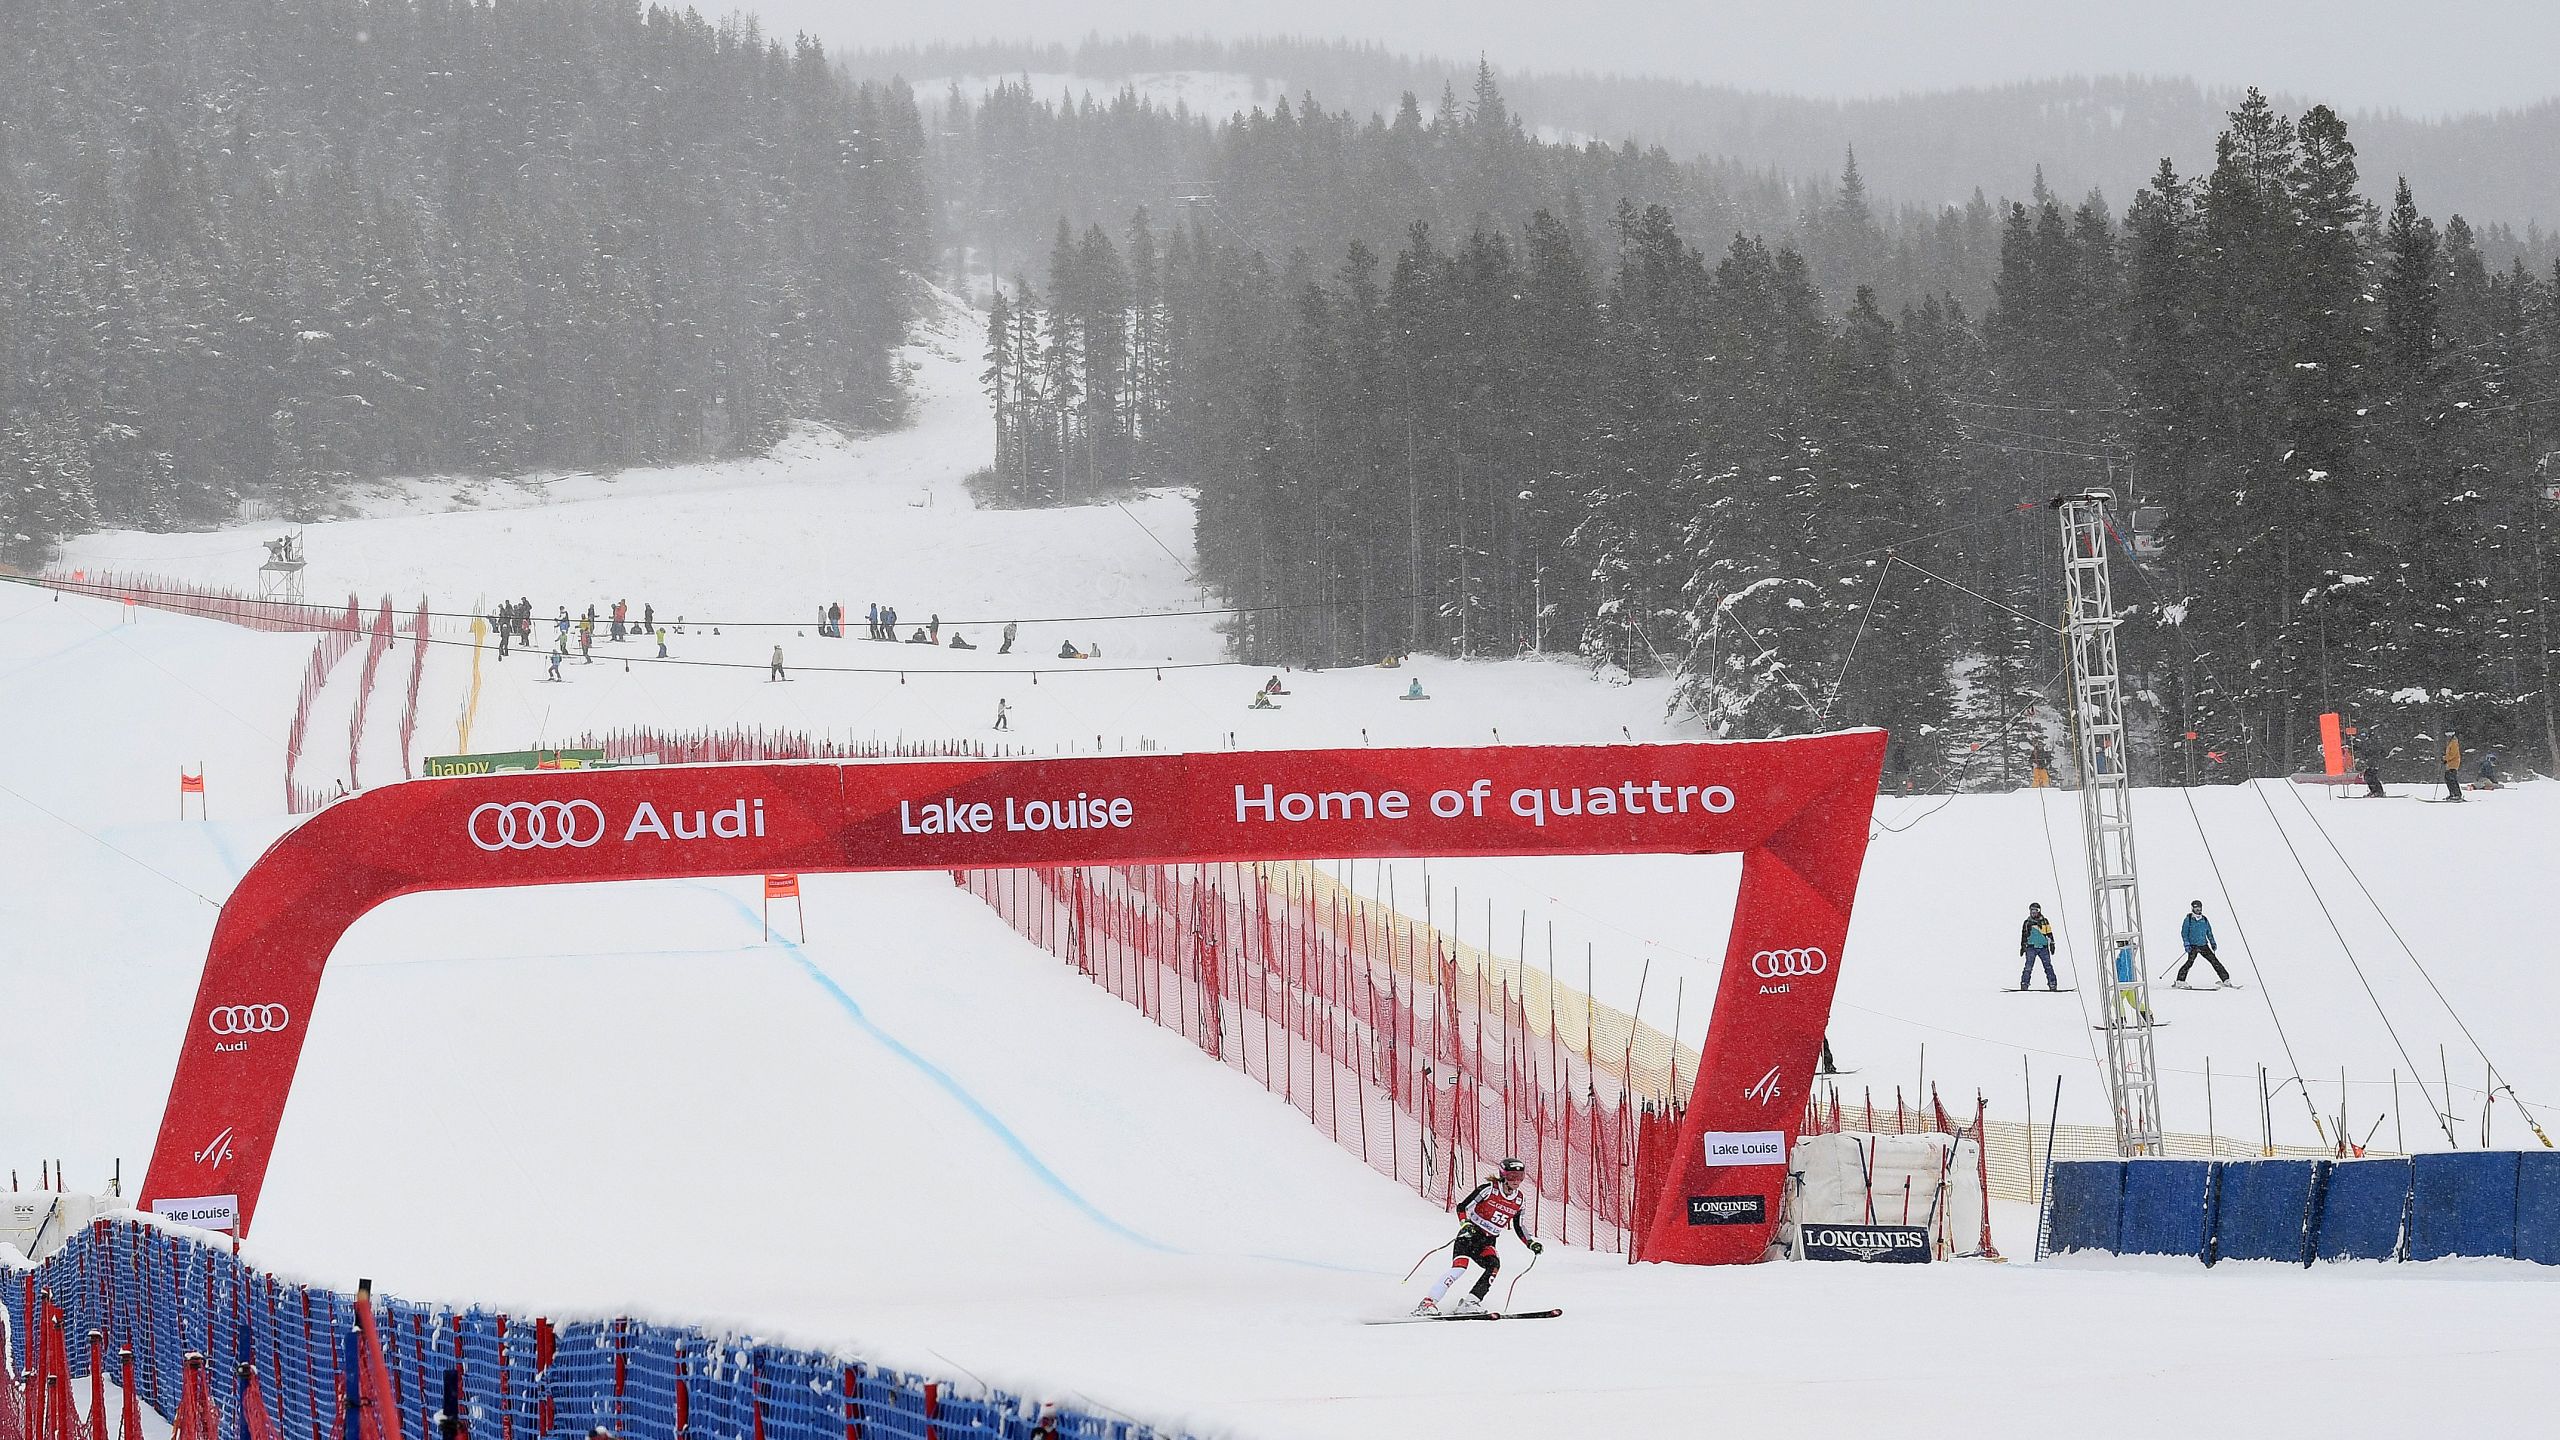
[1998,987,2077,993]
[1364,1308,1562,1325]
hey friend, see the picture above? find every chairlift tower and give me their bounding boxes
[2056,490,2165,1156]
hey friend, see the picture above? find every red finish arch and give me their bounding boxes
[141,735,1886,1264]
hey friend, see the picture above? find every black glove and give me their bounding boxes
[1527,1239,1544,1255]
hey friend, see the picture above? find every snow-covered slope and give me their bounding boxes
[13,287,2558,1437]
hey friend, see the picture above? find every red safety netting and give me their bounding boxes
[960,862,1692,1255]
[35,570,353,634]
[283,599,366,814]
[345,597,396,790]
[394,598,431,778]
[574,727,994,765]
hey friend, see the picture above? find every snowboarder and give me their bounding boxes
[546,650,563,683]
[1402,677,1428,701]
[2477,751,2503,789]
[1414,1158,1542,1317]
[993,698,1010,731]
[1000,621,1017,655]
[949,631,974,650]
[1248,689,1278,710]
[2174,901,2230,987]
[769,645,786,682]
[2018,902,2058,991]
[1264,674,1289,695]
[1059,640,1083,660]
[2443,732,2464,802]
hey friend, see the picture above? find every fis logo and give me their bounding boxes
[1744,1064,1783,1106]
[195,1127,236,1172]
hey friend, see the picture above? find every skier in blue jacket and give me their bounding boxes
[2018,903,2058,991]
[2174,901,2231,987]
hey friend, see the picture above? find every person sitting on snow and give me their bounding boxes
[1264,674,1290,695]
[949,631,975,650]
[1402,677,1428,701]
[1059,640,1084,660]
[1248,689,1278,710]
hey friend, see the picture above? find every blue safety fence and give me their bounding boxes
[2313,1160,2410,1261]
[2208,1159,2319,1264]
[2041,1160,2122,1254]
[2408,1152,2518,1261]
[2517,1153,2560,1266]
[6,1217,1188,1440]
[2118,1161,2214,1259]
[2043,1153,2560,1266]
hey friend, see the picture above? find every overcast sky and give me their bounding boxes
[750,0,2560,116]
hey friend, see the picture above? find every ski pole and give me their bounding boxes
[1400,1238,1452,1285]
[1502,1244,1540,1311]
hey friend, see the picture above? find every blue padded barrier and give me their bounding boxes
[2043,1160,2125,1253]
[6,1218,1186,1440]
[2118,1160,2215,1258]
[2208,1159,2321,1264]
[2517,1152,2560,1266]
[2408,1150,2520,1260]
[2315,1159,2412,1261]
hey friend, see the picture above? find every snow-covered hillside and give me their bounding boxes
[12,286,2557,1437]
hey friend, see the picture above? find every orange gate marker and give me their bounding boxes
[762,873,804,943]
[178,766,207,820]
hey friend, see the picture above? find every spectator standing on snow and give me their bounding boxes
[579,622,593,663]
[1000,621,1017,655]
[929,613,941,645]
[496,614,510,661]
[611,600,626,641]
[769,645,786,681]
[655,628,668,659]
[547,650,563,682]
[2018,902,2058,992]
[994,698,1010,731]
[643,602,654,635]
[2174,901,2231,987]
[2443,732,2464,802]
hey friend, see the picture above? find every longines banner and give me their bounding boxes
[140,735,1885,1264]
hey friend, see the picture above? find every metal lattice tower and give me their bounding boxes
[2057,491,2165,1156]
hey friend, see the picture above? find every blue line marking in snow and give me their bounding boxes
[678,881,1182,1254]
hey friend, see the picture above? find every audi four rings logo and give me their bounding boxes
[1751,947,1829,979]
[469,799,606,851]
[207,1004,291,1035]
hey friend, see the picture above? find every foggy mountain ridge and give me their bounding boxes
[838,34,2560,237]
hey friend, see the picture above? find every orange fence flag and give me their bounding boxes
[764,873,800,899]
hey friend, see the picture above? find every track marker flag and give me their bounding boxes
[763,874,805,942]
[179,767,207,820]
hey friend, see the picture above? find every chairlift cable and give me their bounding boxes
[2246,781,2458,1146]
[2277,782,2553,1145]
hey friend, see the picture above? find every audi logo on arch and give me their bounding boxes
[468,799,606,851]
[1750,947,1829,979]
[207,1005,291,1035]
